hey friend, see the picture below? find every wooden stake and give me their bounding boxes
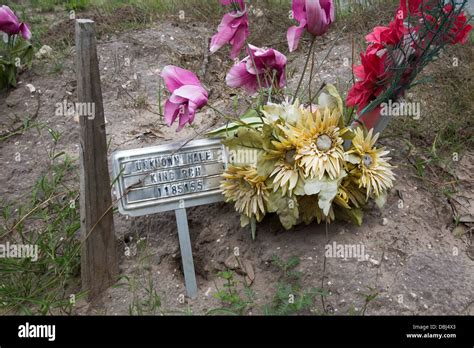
[75,19,118,299]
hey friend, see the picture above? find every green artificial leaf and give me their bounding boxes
[318,84,343,113]
[293,176,306,196]
[257,152,276,177]
[344,105,356,125]
[225,145,262,167]
[222,127,264,149]
[240,214,250,228]
[260,124,275,149]
[374,192,388,209]
[255,125,285,177]
[340,127,355,141]
[297,195,319,225]
[336,207,364,226]
[318,84,344,128]
[304,171,346,216]
[207,108,263,137]
[267,190,299,230]
[344,152,361,164]
[250,216,257,240]
[207,117,263,137]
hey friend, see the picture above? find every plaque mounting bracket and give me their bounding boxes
[112,138,226,298]
[175,204,198,298]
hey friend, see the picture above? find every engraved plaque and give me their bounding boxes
[112,138,225,216]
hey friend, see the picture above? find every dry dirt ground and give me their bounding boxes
[1,17,473,315]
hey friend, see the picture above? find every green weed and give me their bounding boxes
[0,126,83,314]
[263,255,327,315]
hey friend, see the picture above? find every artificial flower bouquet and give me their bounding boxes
[159,0,471,236]
[0,5,33,89]
[218,96,395,234]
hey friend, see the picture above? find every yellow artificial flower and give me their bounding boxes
[220,164,269,222]
[334,176,367,209]
[265,131,304,196]
[285,107,346,180]
[347,128,395,199]
[261,98,303,126]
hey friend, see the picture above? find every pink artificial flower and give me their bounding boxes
[226,45,287,94]
[161,66,208,131]
[0,5,31,40]
[210,0,249,59]
[287,0,335,52]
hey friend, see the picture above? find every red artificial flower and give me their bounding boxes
[347,49,389,111]
[423,4,473,45]
[442,4,472,45]
[365,16,406,52]
[398,0,423,18]
[346,14,406,113]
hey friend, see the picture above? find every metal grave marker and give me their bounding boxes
[112,138,225,298]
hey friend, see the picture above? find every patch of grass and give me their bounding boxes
[0,126,83,315]
[14,0,399,51]
[207,255,348,316]
[360,287,379,315]
[335,0,399,35]
[207,270,255,315]
[387,42,474,195]
[263,255,327,315]
[115,236,163,315]
[26,0,61,12]
[65,0,92,11]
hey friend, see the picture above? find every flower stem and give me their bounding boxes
[247,44,264,106]
[292,35,316,103]
[207,104,255,129]
[308,43,316,112]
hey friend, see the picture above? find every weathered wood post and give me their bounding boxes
[76,19,118,299]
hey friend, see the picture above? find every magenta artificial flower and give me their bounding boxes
[161,65,208,131]
[287,0,335,52]
[226,45,287,94]
[0,5,31,40]
[210,0,249,59]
